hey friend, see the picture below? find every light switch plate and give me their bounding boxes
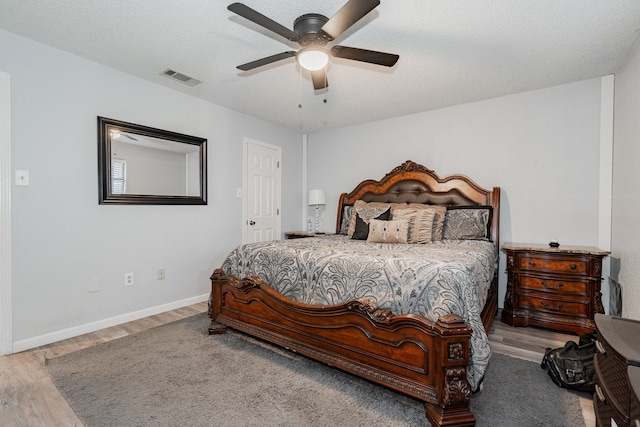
[15,170,29,186]
[89,277,101,292]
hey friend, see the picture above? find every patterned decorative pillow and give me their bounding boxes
[339,205,353,235]
[348,200,391,237]
[391,207,436,244]
[430,208,447,241]
[406,204,447,241]
[367,219,409,244]
[442,206,492,240]
[352,208,390,240]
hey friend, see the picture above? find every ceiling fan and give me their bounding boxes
[228,0,399,90]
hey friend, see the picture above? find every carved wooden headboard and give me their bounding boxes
[336,160,501,248]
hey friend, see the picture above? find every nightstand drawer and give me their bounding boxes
[519,275,588,295]
[593,388,615,427]
[596,340,633,420]
[517,295,589,316]
[594,384,628,427]
[519,255,587,274]
[629,366,640,426]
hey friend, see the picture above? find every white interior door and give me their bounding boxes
[244,139,281,243]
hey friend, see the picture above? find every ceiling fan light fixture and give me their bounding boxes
[297,48,329,71]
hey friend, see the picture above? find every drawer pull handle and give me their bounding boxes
[541,280,563,289]
[570,264,577,269]
[540,301,563,311]
[595,384,605,402]
[529,261,535,266]
[595,340,606,354]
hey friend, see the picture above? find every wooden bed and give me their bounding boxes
[209,160,500,427]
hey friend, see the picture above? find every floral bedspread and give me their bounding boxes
[221,235,498,390]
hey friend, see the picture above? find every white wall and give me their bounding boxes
[612,36,640,320]
[308,78,606,309]
[0,30,302,349]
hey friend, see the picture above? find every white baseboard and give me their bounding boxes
[12,294,209,354]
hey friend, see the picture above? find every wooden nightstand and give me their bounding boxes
[593,314,640,427]
[501,242,610,335]
[284,231,326,239]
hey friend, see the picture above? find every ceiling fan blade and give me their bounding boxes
[331,45,399,67]
[320,0,380,40]
[228,3,299,42]
[311,70,328,90]
[237,51,296,71]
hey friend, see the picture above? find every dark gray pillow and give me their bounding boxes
[352,208,390,240]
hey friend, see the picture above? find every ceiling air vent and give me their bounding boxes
[161,69,202,87]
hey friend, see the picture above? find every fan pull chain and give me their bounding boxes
[298,67,304,129]
[299,67,303,109]
[323,67,328,104]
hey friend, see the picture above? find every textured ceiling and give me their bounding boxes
[2,1,640,133]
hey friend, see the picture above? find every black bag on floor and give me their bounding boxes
[540,333,598,392]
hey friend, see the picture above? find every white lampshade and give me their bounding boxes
[297,48,329,71]
[308,189,326,206]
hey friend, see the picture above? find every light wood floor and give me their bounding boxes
[0,303,594,426]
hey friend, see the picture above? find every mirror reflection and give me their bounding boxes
[98,117,207,205]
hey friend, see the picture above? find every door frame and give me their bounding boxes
[0,71,12,355]
[242,138,282,244]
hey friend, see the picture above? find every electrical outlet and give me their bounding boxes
[89,277,101,292]
[157,268,165,280]
[124,272,134,286]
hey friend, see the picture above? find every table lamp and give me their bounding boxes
[308,189,326,233]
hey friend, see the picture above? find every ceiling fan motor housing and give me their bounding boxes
[294,14,331,47]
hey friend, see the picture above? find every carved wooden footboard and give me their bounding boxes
[209,269,477,427]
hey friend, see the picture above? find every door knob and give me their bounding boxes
[249,220,255,226]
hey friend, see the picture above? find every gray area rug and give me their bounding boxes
[46,313,586,426]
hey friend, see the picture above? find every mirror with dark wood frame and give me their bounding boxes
[98,117,207,205]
